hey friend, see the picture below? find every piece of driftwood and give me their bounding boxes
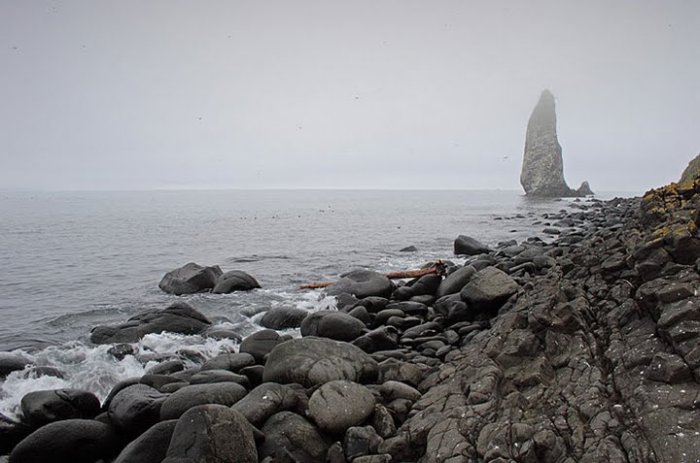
[300,261,446,290]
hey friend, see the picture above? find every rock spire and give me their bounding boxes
[520,90,591,197]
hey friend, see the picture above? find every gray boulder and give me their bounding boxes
[163,405,257,463]
[239,329,286,363]
[460,266,518,312]
[327,270,393,299]
[108,384,166,437]
[232,382,302,427]
[160,382,247,420]
[300,310,367,341]
[8,419,119,463]
[436,265,477,298]
[259,411,329,462]
[0,413,30,455]
[259,306,308,329]
[308,380,376,433]
[200,352,255,372]
[0,352,30,378]
[212,270,260,294]
[520,90,588,197]
[113,420,177,463]
[454,235,491,256]
[90,301,211,344]
[20,389,100,427]
[263,337,378,387]
[158,262,223,295]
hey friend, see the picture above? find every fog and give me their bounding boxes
[1,0,699,191]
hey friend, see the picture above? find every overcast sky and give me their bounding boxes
[1,1,699,191]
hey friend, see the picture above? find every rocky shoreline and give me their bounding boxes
[2,184,700,462]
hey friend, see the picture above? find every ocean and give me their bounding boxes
[0,189,633,418]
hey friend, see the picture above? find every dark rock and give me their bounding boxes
[190,369,250,386]
[385,301,429,317]
[158,262,223,295]
[353,326,400,353]
[108,384,166,437]
[454,235,491,255]
[0,413,31,455]
[231,382,302,427]
[263,337,378,387]
[145,360,184,375]
[520,89,587,197]
[399,245,418,252]
[308,380,376,434]
[113,420,177,463]
[259,411,329,462]
[436,265,476,298]
[434,294,472,323]
[380,381,421,402]
[240,365,265,387]
[0,352,29,378]
[200,327,243,342]
[407,274,442,297]
[353,297,390,313]
[163,405,257,463]
[8,419,119,463]
[212,270,260,294]
[344,426,383,460]
[460,266,518,312]
[107,344,135,361]
[160,382,247,420]
[20,389,100,427]
[347,305,372,324]
[90,301,211,344]
[140,374,183,390]
[300,310,367,341]
[372,404,397,438]
[327,270,393,299]
[201,352,255,372]
[240,329,284,363]
[259,306,308,330]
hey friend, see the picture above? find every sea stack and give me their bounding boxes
[520,90,591,197]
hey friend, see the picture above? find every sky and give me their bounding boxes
[1,1,699,191]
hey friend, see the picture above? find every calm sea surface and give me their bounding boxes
[0,189,634,417]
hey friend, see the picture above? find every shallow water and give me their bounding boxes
[0,189,633,418]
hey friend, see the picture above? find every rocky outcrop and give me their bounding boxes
[520,90,591,197]
[679,151,700,183]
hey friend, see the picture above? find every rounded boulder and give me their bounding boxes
[308,380,376,434]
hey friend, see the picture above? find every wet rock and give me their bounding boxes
[200,327,243,342]
[327,270,393,299]
[344,425,383,460]
[212,269,260,293]
[308,380,376,434]
[263,337,378,387]
[90,301,211,344]
[160,382,247,420]
[0,352,29,378]
[20,389,100,427]
[0,413,31,455]
[353,326,400,353]
[436,265,476,298]
[113,420,177,463]
[259,306,308,329]
[158,262,223,295]
[259,411,329,462]
[145,359,184,376]
[454,235,491,256]
[108,384,167,437]
[231,382,302,427]
[163,405,257,463]
[201,352,255,372]
[300,310,367,341]
[8,419,119,463]
[240,329,285,363]
[108,343,135,360]
[189,369,250,386]
[460,266,518,312]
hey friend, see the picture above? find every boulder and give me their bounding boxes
[520,89,588,197]
[308,380,376,434]
[259,306,308,329]
[212,270,260,294]
[239,329,285,363]
[20,389,100,427]
[300,310,367,341]
[8,419,119,463]
[160,382,247,420]
[113,420,177,463]
[163,405,257,463]
[158,262,223,295]
[454,235,491,256]
[108,384,167,437]
[327,270,393,299]
[0,352,30,378]
[189,369,249,386]
[436,265,477,298]
[263,337,378,387]
[352,326,400,353]
[231,382,302,427]
[200,352,255,372]
[0,413,31,455]
[344,425,383,460]
[90,301,211,344]
[259,411,329,462]
[460,266,518,312]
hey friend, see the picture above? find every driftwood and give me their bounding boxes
[300,261,446,290]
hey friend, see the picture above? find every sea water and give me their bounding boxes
[0,189,631,418]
